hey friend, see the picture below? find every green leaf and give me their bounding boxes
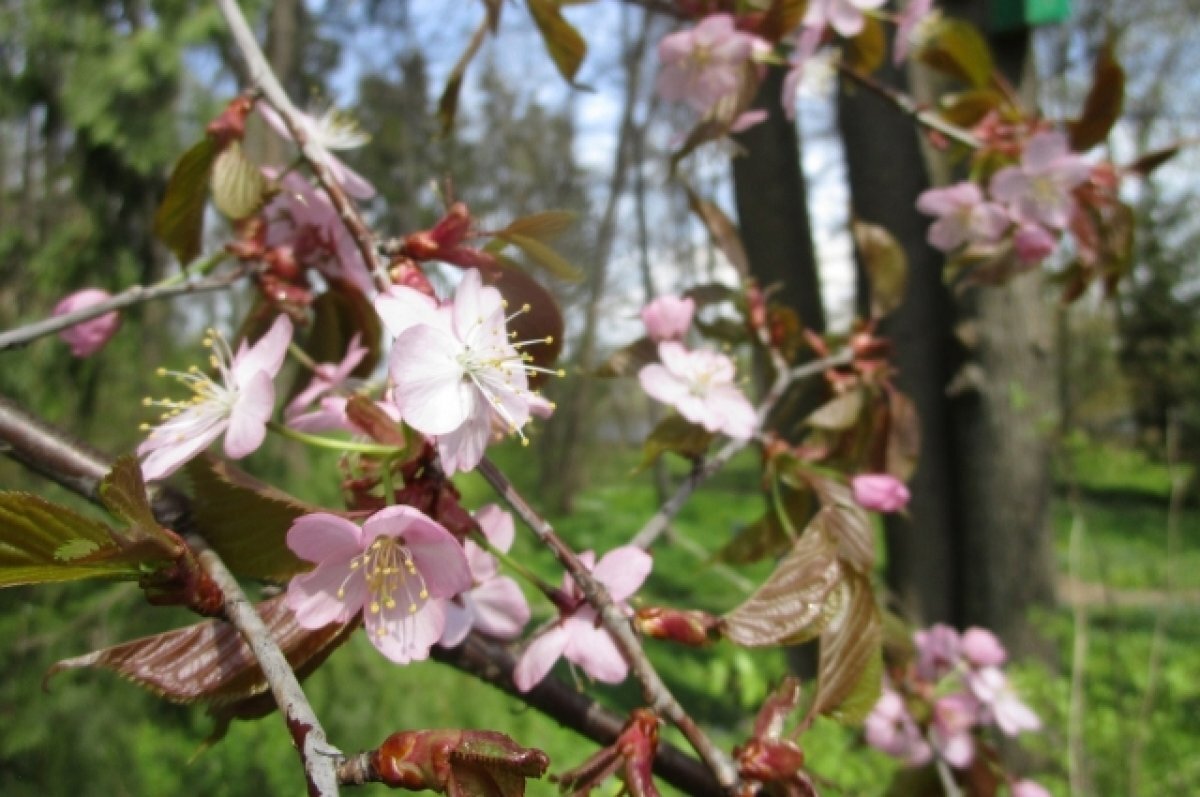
[1068,40,1125,151]
[498,210,576,241]
[0,493,141,587]
[639,414,714,470]
[806,389,865,431]
[712,508,795,566]
[185,456,314,582]
[527,0,587,85]
[210,141,267,220]
[497,231,583,282]
[853,220,909,319]
[98,455,185,557]
[810,573,882,724]
[844,16,886,75]
[915,18,994,89]
[938,89,1005,127]
[154,137,218,264]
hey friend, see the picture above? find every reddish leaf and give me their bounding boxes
[721,519,843,647]
[885,390,921,482]
[154,137,218,264]
[844,16,886,76]
[496,231,583,282]
[483,263,564,387]
[345,395,407,447]
[755,0,809,42]
[185,456,316,582]
[809,573,882,723]
[806,389,864,431]
[684,185,750,278]
[1068,41,1125,151]
[98,455,185,557]
[853,220,909,319]
[938,89,1005,127]
[712,509,794,566]
[1124,144,1181,176]
[306,279,383,379]
[47,595,355,707]
[640,414,714,469]
[807,476,875,574]
[372,729,549,797]
[915,18,994,89]
[596,337,658,378]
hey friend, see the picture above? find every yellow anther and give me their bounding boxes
[370,601,381,614]
[142,397,153,406]
[409,604,418,614]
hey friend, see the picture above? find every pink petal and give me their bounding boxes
[434,407,493,475]
[287,396,356,434]
[375,287,442,339]
[706,386,758,439]
[465,539,499,582]
[639,364,687,406]
[563,610,628,684]
[927,215,969,251]
[224,370,275,459]
[438,598,474,648]
[390,324,472,435]
[368,596,445,664]
[828,0,866,37]
[286,559,365,628]
[54,289,120,357]
[1023,131,1070,172]
[468,577,530,639]
[363,505,471,598]
[475,504,515,552]
[286,513,363,562]
[451,269,504,342]
[513,624,570,692]
[139,414,228,481]
[988,167,1028,204]
[592,546,652,603]
[971,203,1012,241]
[232,315,293,386]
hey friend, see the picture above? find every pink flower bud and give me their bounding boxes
[851,473,911,513]
[1013,224,1058,264]
[1011,780,1052,797]
[53,289,120,357]
[961,627,1007,668]
[641,295,695,342]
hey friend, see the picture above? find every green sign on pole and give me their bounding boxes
[990,0,1072,32]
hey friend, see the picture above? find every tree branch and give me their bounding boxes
[0,269,244,353]
[836,64,981,150]
[476,457,743,794]
[0,395,342,797]
[213,0,390,292]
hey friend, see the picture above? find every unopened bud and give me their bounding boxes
[635,607,718,647]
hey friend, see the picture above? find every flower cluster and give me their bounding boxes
[636,295,756,440]
[865,623,1045,792]
[656,14,765,119]
[917,130,1091,267]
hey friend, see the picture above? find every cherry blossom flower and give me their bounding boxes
[138,315,293,481]
[916,182,1011,252]
[264,171,373,295]
[967,666,1041,736]
[259,103,375,199]
[512,546,652,692]
[914,623,961,681]
[930,693,977,767]
[960,627,1007,668]
[865,689,933,765]
[285,506,472,664]
[656,15,762,114]
[641,295,695,342]
[378,270,551,474]
[893,0,935,65]
[804,0,887,39]
[851,473,911,513]
[440,504,530,647]
[1013,223,1059,265]
[781,23,825,118]
[1011,780,1052,797]
[53,288,120,357]
[989,131,1091,230]
[285,334,368,420]
[638,342,757,439]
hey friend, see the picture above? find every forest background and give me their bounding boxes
[1,0,1199,795]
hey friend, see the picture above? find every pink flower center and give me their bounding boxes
[140,329,238,436]
[342,536,430,636]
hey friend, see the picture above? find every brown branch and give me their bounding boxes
[213,0,390,293]
[476,457,742,794]
[0,269,244,353]
[836,63,981,149]
[630,349,853,549]
[0,395,342,797]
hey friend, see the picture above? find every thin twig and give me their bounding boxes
[836,64,981,150]
[476,457,742,794]
[0,394,342,797]
[0,269,244,352]
[213,0,390,293]
[630,349,852,550]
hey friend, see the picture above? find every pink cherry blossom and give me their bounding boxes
[656,15,762,114]
[138,315,293,481]
[804,0,888,38]
[960,627,1007,668]
[285,334,368,420]
[1013,223,1058,265]
[440,504,530,647]
[258,103,375,199]
[1011,780,1052,797]
[285,506,471,664]
[264,171,373,295]
[782,23,825,119]
[53,288,120,357]
[378,270,549,474]
[967,666,1041,736]
[893,0,934,65]
[930,692,977,768]
[851,474,911,513]
[864,689,933,765]
[989,131,1091,230]
[638,342,757,439]
[913,623,961,681]
[641,295,695,342]
[512,546,652,692]
[916,182,1011,252]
